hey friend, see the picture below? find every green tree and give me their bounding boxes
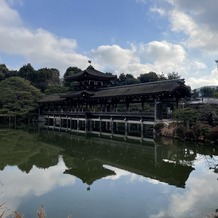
[0,64,10,81]
[36,68,60,92]
[18,63,35,80]
[158,72,167,80]
[64,66,82,78]
[117,73,139,85]
[167,72,180,80]
[0,77,43,116]
[63,66,82,90]
[200,86,214,97]
[173,108,198,129]
[138,72,159,83]
[44,84,69,95]
[192,89,200,99]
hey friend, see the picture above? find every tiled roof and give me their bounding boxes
[65,65,117,81]
[93,79,189,98]
[39,79,191,103]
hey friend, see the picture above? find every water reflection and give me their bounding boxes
[0,129,218,217]
[40,132,196,188]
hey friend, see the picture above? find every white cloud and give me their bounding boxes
[149,158,218,218]
[0,0,89,76]
[150,7,166,16]
[0,0,22,27]
[169,10,218,52]
[91,44,138,69]
[91,41,189,78]
[0,157,74,217]
[144,40,186,64]
[0,0,217,88]
[187,69,218,89]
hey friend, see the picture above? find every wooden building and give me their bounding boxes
[39,65,191,139]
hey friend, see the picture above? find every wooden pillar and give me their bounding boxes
[155,100,163,121]
[110,118,113,135]
[125,118,128,138]
[141,97,145,112]
[141,119,143,139]
[70,117,72,130]
[126,101,129,112]
[90,120,92,131]
[66,116,68,131]
[53,115,55,130]
[59,116,61,131]
[99,117,102,136]
[85,118,88,132]
[77,117,79,131]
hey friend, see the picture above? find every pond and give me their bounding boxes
[0,129,218,218]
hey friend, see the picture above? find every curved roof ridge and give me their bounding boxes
[100,79,185,91]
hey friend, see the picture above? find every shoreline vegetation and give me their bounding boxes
[154,121,218,145]
[0,204,73,218]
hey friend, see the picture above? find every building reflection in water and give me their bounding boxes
[40,131,199,189]
[1,129,218,190]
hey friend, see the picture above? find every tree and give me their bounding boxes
[0,64,9,81]
[35,68,60,92]
[200,87,214,97]
[18,64,61,92]
[173,108,198,129]
[117,73,139,85]
[167,72,180,80]
[64,66,82,78]
[158,72,167,80]
[0,77,43,116]
[44,84,69,95]
[138,72,159,83]
[192,89,200,99]
[63,66,82,89]
[18,63,35,80]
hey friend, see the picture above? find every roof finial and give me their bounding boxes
[215,60,218,69]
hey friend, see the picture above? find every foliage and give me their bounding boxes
[184,130,194,140]
[197,104,216,125]
[64,66,82,78]
[200,86,215,97]
[192,89,200,98]
[0,77,43,116]
[17,64,60,92]
[44,84,69,95]
[191,123,212,141]
[117,73,139,85]
[208,126,218,143]
[167,72,180,80]
[173,108,198,127]
[174,125,186,139]
[63,66,82,89]
[137,72,159,83]
[154,122,164,131]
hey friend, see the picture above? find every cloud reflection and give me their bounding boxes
[0,156,75,215]
[103,164,163,185]
[149,158,218,218]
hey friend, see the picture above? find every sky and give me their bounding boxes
[1,0,218,89]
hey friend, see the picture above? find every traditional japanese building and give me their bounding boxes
[39,64,191,139]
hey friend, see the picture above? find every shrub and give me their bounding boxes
[154,122,164,132]
[174,126,186,139]
[191,123,212,141]
[208,126,218,143]
[185,130,194,141]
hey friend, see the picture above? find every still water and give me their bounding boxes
[0,129,218,218]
